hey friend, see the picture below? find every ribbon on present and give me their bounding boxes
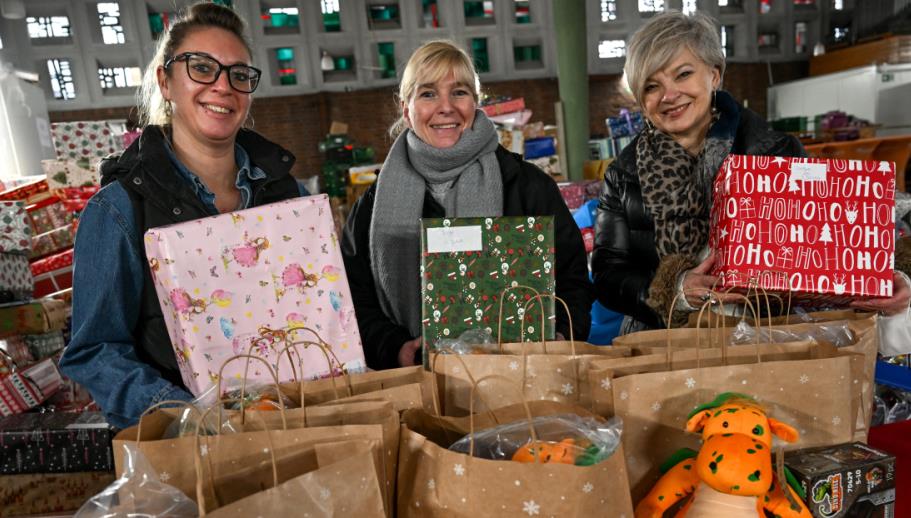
[776,246,795,269]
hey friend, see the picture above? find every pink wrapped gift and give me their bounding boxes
[144,194,366,396]
[557,182,586,210]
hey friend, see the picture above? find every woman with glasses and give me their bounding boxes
[59,3,307,428]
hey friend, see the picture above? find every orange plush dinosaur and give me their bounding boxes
[635,393,812,518]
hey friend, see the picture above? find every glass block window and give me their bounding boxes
[721,25,734,56]
[263,7,300,29]
[97,3,125,44]
[321,0,341,31]
[148,10,176,40]
[27,16,71,39]
[718,0,744,8]
[514,0,530,23]
[465,1,495,25]
[513,43,542,69]
[682,0,697,15]
[758,32,778,48]
[367,3,401,30]
[600,0,617,21]
[0,34,3,50]
[377,42,396,78]
[832,0,844,9]
[794,21,808,53]
[275,47,297,85]
[638,0,664,13]
[471,38,490,73]
[98,66,141,90]
[793,0,815,6]
[759,0,772,14]
[598,40,626,59]
[421,0,441,27]
[47,59,76,100]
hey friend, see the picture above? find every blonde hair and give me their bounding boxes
[389,40,481,137]
[625,10,725,107]
[136,2,252,128]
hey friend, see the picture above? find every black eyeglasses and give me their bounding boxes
[164,52,261,93]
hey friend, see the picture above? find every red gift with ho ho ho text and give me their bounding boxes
[710,154,895,305]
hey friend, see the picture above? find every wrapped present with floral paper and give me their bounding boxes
[0,253,33,304]
[710,155,895,305]
[0,299,68,339]
[42,158,100,190]
[144,194,366,396]
[0,201,31,254]
[50,121,118,161]
[29,224,75,260]
[0,411,114,474]
[420,216,556,355]
[30,248,73,299]
[0,177,48,205]
[0,357,64,417]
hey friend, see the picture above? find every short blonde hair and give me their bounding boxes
[625,11,725,106]
[390,40,481,137]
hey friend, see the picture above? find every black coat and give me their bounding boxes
[342,146,593,370]
[591,97,806,329]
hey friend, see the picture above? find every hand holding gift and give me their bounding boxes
[849,271,911,316]
[681,252,746,308]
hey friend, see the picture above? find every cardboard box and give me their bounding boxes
[786,442,896,518]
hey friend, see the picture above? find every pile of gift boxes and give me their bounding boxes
[483,96,562,177]
[0,120,119,516]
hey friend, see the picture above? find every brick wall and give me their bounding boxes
[48,61,808,178]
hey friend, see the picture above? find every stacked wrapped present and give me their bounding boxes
[484,95,562,178]
[0,126,117,517]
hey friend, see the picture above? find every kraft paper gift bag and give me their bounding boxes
[397,399,634,517]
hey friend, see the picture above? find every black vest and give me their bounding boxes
[100,126,300,390]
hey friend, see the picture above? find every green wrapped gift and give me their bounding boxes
[420,216,555,355]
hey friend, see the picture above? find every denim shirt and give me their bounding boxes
[59,145,308,429]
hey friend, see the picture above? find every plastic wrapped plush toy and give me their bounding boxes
[635,393,811,518]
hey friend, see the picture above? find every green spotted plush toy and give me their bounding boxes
[634,393,812,518]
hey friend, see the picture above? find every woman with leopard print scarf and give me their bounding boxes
[592,11,911,332]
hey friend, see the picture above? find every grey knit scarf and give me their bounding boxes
[370,110,502,337]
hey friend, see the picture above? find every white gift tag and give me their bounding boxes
[426,225,483,253]
[790,161,827,182]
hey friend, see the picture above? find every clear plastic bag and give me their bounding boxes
[448,413,623,466]
[729,320,855,347]
[74,442,198,517]
[162,383,297,439]
[434,328,498,355]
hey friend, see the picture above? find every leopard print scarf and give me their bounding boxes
[636,113,731,259]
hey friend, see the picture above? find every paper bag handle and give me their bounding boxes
[215,354,288,430]
[194,398,278,516]
[496,284,544,347]
[285,325,355,396]
[464,367,540,462]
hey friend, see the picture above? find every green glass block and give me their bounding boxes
[514,45,541,62]
[334,56,352,70]
[323,12,341,32]
[279,75,297,85]
[288,14,300,27]
[471,38,490,73]
[148,14,164,37]
[516,13,531,23]
[276,47,294,61]
[270,13,288,27]
[464,1,485,18]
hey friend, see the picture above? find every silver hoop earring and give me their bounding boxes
[244,113,255,130]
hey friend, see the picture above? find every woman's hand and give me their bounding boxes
[398,337,423,367]
[681,253,742,308]
[849,272,911,316]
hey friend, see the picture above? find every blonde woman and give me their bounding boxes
[341,40,591,369]
[60,3,307,427]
